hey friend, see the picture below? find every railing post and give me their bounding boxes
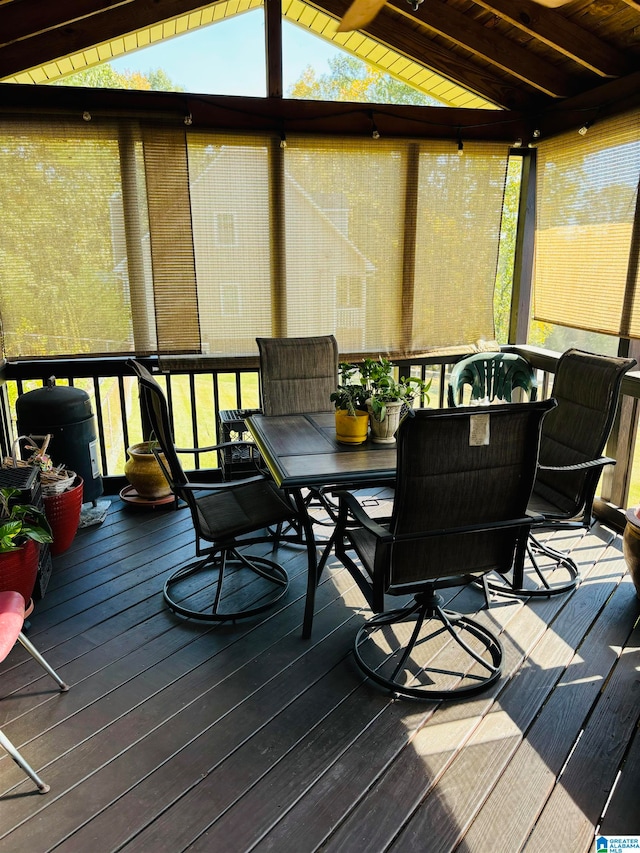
[509,149,536,345]
[603,338,640,509]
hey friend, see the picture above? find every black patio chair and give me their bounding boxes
[128,359,297,623]
[257,334,339,417]
[447,351,538,407]
[333,399,555,701]
[488,348,636,598]
[257,334,345,536]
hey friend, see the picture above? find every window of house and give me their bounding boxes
[214,213,237,247]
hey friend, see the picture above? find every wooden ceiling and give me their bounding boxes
[0,0,638,128]
[319,0,640,110]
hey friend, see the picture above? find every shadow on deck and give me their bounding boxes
[1,496,639,852]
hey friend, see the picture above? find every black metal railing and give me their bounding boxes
[2,349,639,516]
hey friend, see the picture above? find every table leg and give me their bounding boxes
[294,488,319,639]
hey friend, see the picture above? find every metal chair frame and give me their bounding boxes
[129,359,297,623]
[0,591,69,794]
[257,335,342,540]
[487,348,636,598]
[333,400,555,701]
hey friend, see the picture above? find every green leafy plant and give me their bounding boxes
[0,487,53,554]
[330,362,371,417]
[367,373,432,421]
[331,356,431,420]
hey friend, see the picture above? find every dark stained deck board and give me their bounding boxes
[0,564,350,839]
[313,527,618,853]
[0,498,638,853]
[599,690,640,837]
[383,527,623,853]
[460,565,638,852]
[20,578,368,851]
[522,596,640,852]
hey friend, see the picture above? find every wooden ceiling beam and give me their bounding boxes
[537,68,640,137]
[0,0,227,76]
[473,0,632,77]
[265,0,283,97]
[0,79,531,140]
[385,0,580,97]
[315,0,541,108]
[0,0,135,48]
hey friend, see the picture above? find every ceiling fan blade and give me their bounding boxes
[337,0,573,34]
[337,0,388,32]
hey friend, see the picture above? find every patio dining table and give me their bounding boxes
[246,411,397,638]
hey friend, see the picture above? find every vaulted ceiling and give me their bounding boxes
[0,0,638,134]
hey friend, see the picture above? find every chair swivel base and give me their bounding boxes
[163,548,289,623]
[353,592,503,701]
[485,535,580,599]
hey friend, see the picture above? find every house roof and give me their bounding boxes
[0,0,638,115]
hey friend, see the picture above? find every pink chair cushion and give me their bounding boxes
[0,591,26,662]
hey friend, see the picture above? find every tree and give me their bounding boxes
[53,63,184,92]
[288,55,442,106]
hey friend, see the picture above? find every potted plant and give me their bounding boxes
[21,435,84,556]
[364,357,431,444]
[124,437,172,500]
[330,362,370,444]
[0,487,53,603]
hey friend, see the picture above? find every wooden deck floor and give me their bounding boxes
[1,495,639,852]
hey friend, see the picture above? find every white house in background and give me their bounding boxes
[190,145,375,355]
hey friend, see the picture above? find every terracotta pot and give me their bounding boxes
[0,538,39,604]
[622,506,640,600]
[334,409,369,445]
[124,442,172,499]
[43,476,84,556]
[366,399,404,444]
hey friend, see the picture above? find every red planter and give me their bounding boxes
[0,538,39,604]
[43,476,84,556]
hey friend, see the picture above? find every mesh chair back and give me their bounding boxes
[128,361,194,510]
[532,348,635,516]
[448,352,538,407]
[257,335,338,416]
[378,401,555,590]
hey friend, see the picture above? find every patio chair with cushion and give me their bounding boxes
[447,351,538,407]
[333,399,555,701]
[488,348,636,598]
[0,591,69,793]
[128,359,297,623]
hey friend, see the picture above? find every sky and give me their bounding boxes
[110,11,344,97]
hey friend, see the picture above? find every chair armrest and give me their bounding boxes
[178,474,267,491]
[389,514,538,545]
[334,490,393,541]
[538,455,615,473]
[174,441,256,455]
[336,491,540,545]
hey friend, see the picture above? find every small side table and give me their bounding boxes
[622,506,640,600]
[218,408,262,480]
